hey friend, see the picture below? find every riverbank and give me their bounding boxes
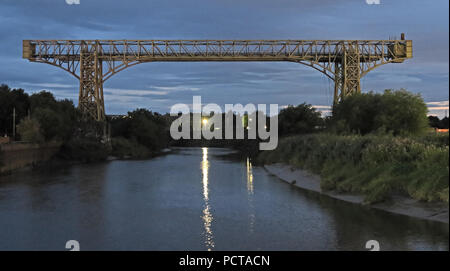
[0,141,62,175]
[264,163,449,224]
[258,134,449,202]
[0,138,173,176]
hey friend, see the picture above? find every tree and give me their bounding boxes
[331,89,429,136]
[30,91,57,110]
[440,117,449,129]
[127,109,169,150]
[428,116,441,128]
[28,91,79,141]
[110,108,170,152]
[278,103,323,136]
[16,118,44,143]
[0,84,30,136]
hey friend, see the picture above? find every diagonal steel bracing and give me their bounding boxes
[23,37,412,121]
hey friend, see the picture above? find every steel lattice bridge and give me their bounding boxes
[23,35,412,121]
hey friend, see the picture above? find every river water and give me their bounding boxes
[0,147,448,251]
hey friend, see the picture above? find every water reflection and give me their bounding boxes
[246,158,254,195]
[246,157,255,233]
[201,147,214,250]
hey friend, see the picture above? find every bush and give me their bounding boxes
[59,137,110,162]
[416,132,449,147]
[330,89,429,136]
[111,137,151,158]
[258,133,449,203]
[16,118,44,143]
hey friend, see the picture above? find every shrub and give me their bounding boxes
[111,137,151,158]
[258,133,449,204]
[330,89,429,136]
[59,137,110,162]
[16,118,44,143]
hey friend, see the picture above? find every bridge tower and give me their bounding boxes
[333,44,361,103]
[78,42,105,121]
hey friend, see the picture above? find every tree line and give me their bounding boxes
[0,84,171,161]
[278,89,448,137]
[1,84,448,160]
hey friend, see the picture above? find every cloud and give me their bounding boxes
[426,100,449,119]
[427,101,449,107]
[426,100,449,118]
[104,88,168,96]
[428,107,449,111]
[148,85,200,92]
[312,105,332,110]
[20,82,77,89]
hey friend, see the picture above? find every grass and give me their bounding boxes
[258,133,449,204]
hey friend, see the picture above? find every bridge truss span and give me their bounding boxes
[23,38,412,121]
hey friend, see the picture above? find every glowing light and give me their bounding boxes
[246,157,254,195]
[201,147,214,251]
[246,157,255,233]
[202,118,208,125]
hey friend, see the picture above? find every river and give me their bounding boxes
[0,147,448,250]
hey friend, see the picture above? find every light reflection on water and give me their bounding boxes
[247,157,255,234]
[201,147,214,250]
[246,158,254,195]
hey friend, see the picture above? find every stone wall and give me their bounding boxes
[0,142,61,174]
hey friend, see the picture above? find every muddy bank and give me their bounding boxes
[264,163,449,224]
[0,143,174,177]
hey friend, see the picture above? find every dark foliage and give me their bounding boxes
[278,103,323,136]
[330,89,429,136]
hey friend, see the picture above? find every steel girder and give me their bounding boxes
[23,39,412,121]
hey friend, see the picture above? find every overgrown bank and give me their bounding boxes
[258,89,449,205]
[258,133,449,204]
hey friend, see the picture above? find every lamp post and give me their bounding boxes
[12,107,16,140]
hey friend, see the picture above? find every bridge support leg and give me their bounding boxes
[78,43,105,121]
[333,43,361,105]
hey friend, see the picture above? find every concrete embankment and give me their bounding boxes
[0,142,62,175]
[264,163,449,224]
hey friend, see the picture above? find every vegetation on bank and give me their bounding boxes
[109,109,170,158]
[0,84,171,162]
[259,90,449,203]
[258,133,449,203]
[328,89,431,136]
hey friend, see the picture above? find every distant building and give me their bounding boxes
[435,128,449,133]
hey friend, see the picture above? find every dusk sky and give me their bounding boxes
[0,0,448,117]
